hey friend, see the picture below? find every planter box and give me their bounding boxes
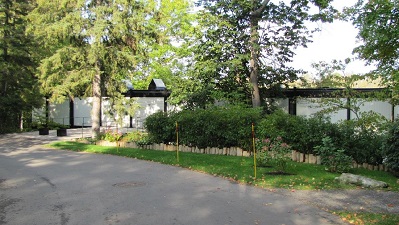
[56,128,67,137]
[39,128,49,135]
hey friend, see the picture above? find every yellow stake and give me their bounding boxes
[252,123,257,179]
[176,121,179,163]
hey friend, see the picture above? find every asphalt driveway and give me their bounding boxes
[0,129,346,225]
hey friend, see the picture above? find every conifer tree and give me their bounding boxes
[0,0,40,133]
[28,0,193,138]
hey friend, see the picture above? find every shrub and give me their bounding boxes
[144,106,262,149]
[255,138,271,167]
[256,110,387,164]
[122,131,153,146]
[337,120,385,165]
[382,121,399,174]
[144,111,175,144]
[99,129,123,142]
[268,137,292,172]
[256,110,340,154]
[314,136,353,173]
[256,137,292,172]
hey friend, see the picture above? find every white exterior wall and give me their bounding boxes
[351,100,392,120]
[296,98,347,123]
[73,98,92,126]
[41,96,165,128]
[101,98,131,128]
[132,97,164,130]
[270,98,289,113]
[49,100,70,125]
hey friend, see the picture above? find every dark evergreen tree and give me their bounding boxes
[0,0,41,133]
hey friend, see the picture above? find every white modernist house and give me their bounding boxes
[37,84,396,129]
[39,79,171,129]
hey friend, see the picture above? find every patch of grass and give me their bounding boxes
[336,212,399,225]
[48,141,399,191]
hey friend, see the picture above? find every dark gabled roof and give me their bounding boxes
[148,79,167,90]
[120,79,170,98]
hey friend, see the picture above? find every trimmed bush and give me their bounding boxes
[256,110,340,154]
[337,121,385,165]
[255,110,388,165]
[144,106,262,149]
[144,111,176,144]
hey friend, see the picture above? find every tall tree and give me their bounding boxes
[0,0,41,133]
[127,0,196,95]
[347,0,399,104]
[28,0,193,138]
[194,0,336,108]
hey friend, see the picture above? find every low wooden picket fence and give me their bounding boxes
[96,140,251,157]
[96,140,389,172]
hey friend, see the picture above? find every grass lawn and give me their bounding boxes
[48,141,399,225]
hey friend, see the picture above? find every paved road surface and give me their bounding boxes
[0,130,346,225]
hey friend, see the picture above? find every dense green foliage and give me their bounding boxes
[258,137,292,172]
[146,108,390,167]
[0,0,41,133]
[382,121,399,174]
[189,0,337,108]
[255,110,387,165]
[314,137,353,173]
[27,0,194,137]
[256,110,340,154]
[347,0,399,104]
[145,106,262,149]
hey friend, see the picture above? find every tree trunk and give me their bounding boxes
[92,71,101,139]
[249,16,261,108]
[248,0,269,108]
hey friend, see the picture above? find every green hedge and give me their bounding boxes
[255,110,387,165]
[144,106,262,149]
[255,110,341,154]
[145,108,388,166]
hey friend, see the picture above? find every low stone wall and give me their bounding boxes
[95,141,388,171]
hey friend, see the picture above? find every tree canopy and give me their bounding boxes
[28,0,194,137]
[348,0,399,103]
[188,0,337,108]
